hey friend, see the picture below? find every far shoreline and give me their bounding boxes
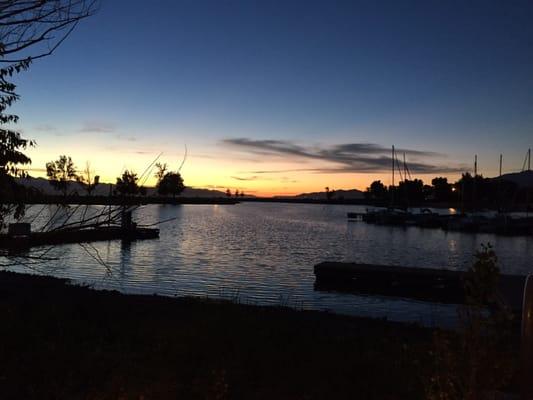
[10,194,532,211]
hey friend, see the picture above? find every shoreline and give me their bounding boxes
[6,195,532,211]
[0,270,436,399]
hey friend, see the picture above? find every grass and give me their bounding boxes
[1,270,437,399]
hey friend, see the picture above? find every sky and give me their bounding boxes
[11,0,533,196]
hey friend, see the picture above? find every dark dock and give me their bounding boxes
[0,226,159,250]
[314,262,526,309]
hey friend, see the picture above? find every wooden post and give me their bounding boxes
[522,275,533,399]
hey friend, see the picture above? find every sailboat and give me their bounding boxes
[348,145,413,224]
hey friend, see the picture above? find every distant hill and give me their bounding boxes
[275,188,364,200]
[492,170,533,187]
[16,177,229,198]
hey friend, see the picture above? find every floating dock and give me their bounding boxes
[314,262,526,309]
[0,226,159,250]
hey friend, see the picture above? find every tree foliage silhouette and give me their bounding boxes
[431,177,452,202]
[0,1,97,227]
[116,170,140,196]
[46,155,77,196]
[158,172,185,198]
[365,180,388,200]
[154,162,168,184]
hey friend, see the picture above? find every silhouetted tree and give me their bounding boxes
[365,180,388,200]
[226,189,231,197]
[423,184,433,201]
[455,173,488,209]
[398,179,425,204]
[157,172,185,198]
[0,130,34,228]
[235,189,240,197]
[154,162,168,185]
[0,1,96,223]
[0,1,97,249]
[115,170,139,196]
[427,245,514,398]
[77,161,99,195]
[432,177,453,202]
[46,155,77,196]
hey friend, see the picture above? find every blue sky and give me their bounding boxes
[12,0,533,195]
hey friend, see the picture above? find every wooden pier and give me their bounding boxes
[0,226,159,250]
[314,262,526,309]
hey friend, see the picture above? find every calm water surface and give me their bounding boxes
[5,203,533,326]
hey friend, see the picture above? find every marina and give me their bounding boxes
[348,208,533,235]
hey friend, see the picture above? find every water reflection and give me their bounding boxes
[4,203,533,325]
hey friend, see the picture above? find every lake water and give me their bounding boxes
[4,202,533,326]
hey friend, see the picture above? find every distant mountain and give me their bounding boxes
[275,188,364,200]
[492,170,533,187]
[16,177,229,198]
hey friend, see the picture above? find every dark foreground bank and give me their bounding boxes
[0,271,438,399]
[0,271,522,399]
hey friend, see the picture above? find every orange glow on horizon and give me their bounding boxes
[24,144,463,197]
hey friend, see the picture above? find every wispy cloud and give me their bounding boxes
[79,121,116,133]
[223,138,464,174]
[34,124,57,132]
[115,134,137,142]
[22,167,47,173]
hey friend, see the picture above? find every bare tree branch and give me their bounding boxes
[0,0,99,62]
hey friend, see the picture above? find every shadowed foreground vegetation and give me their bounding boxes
[0,271,436,399]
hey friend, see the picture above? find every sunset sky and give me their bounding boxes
[12,0,533,196]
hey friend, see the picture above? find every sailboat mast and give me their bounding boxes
[472,155,478,212]
[498,154,503,212]
[403,153,407,180]
[526,147,531,217]
[392,145,395,187]
[390,145,396,208]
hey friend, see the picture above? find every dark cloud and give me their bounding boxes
[223,138,464,174]
[223,138,315,160]
[231,175,259,181]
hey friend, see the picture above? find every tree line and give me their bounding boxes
[364,173,533,209]
[45,155,185,197]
